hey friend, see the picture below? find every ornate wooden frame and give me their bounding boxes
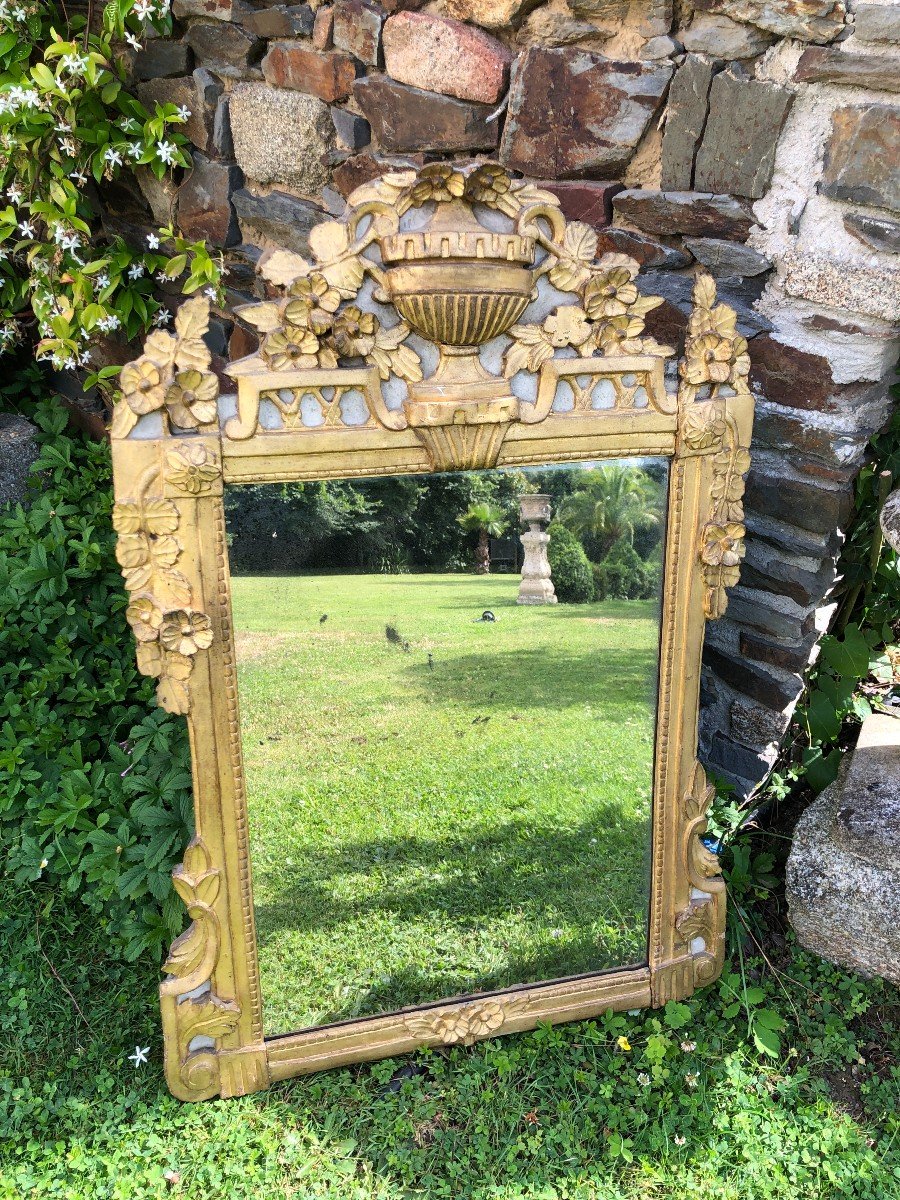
[108,162,753,1101]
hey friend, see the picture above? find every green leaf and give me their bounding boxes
[820,623,870,679]
[805,689,842,744]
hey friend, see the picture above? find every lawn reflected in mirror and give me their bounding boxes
[226,461,666,1036]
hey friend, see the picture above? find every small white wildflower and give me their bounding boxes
[147,232,160,249]
[104,147,123,167]
[7,184,22,204]
[13,5,26,18]
[674,1135,686,1147]
[18,220,34,238]
[59,137,78,157]
[127,142,143,160]
[680,1041,696,1053]
[204,286,217,301]
[64,356,76,370]
[685,1073,699,1089]
[156,140,177,165]
[637,1072,650,1086]
[125,32,142,51]
[70,170,88,186]
[128,1045,150,1068]
[153,307,172,326]
[176,105,191,121]
[550,928,563,939]
[128,263,145,280]
[39,857,49,870]
[132,0,154,18]
[96,272,110,290]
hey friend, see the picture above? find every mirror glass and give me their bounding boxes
[225,459,667,1036]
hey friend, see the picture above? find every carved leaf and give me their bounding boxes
[628,295,664,318]
[235,302,284,334]
[136,640,162,678]
[369,341,423,383]
[174,297,209,343]
[694,271,717,312]
[375,321,412,352]
[258,249,311,289]
[163,920,206,978]
[503,327,554,377]
[182,839,211,878]
[320,256,365,298]
[144,329,177,369]
[346,170,416,210]
[187,996,241,1041]
[309,220,350,264]
[548,221,598,293]
[112,503,143,534]
[157,674,190,714]
[511,182,563,210]
[110,401,139,439]
[142,500,180,535]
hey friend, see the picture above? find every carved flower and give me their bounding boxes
[543,306,593,349]
[406,163,466,206]
[159,609,214,656]
[701,523,745,568]
[165,370,218,429]
[730,336,751,383]
[287,271,341,333]
[682,407,727,451]
[116,533,151,571]
[684,333,733,386]
[126,596,163,642]
[120,357,166,415]
[332,306,377,357]
[433,1002,506,1046]
[166,443,220,496]
[583,269,639,319]
[465,163,513,208]
[263,328,320,370]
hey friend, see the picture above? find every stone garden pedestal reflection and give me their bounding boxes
[517,494,557,606]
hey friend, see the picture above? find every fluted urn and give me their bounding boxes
[379,196,537,436]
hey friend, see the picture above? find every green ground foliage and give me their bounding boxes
[230,572,656,1032]
[1,873,898,1199]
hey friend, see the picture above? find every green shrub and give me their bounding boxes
[0,400,192,961]
[594,537,650,601]
[547,522,594,603]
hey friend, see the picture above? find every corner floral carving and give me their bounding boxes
[160,839,241,1101]
[404,996,527,1047]
[111,297,220,439]
[165,442,221,496]
[113,481,215,715]
[679,271,752,620]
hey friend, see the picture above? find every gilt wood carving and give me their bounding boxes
[108,162,754,1101]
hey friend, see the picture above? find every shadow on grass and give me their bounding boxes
[253,805,651,1028]
[398,644,660,713]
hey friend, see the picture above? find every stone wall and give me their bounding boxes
[111,0,900,794]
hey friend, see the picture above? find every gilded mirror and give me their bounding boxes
[109,161,753,1100]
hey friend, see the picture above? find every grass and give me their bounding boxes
[2,876,899,1200]
[231,573,659,1033]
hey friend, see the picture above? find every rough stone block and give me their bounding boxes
[683,238,770,276]
[739,628,819,674]
[173,0,246,16]
[752,408,868,470]
[749,333,842,413]
[660,55,714,192]
[245,4,315,37]
[331,151,422,197]
[177,153,242,246]
[440,0,540,30]
[730,698,791,746]
[133,41,193,81]
[539,181,622,228]
[778,250,900,325]
[787,714,900,984]
[820,105,900,214]
[680,13,774,57]
[185,22,264,79]
[694,70,793,200]
[382,12,511,104]
[728,588,817,640]
[331,107,371,151]
[705,730,776,789]
[138,70,222,157]
[230,82,334,193]
[500,48,672,178]
[693,0,847,43]
[740,546,837,607]
[313,5,334,47]
[596,227,690,268]
[745,470,853,536]
[354,76,498,152]
[0,414,39,508]
[333,0,384,64]
[704,647,801,712]
[613,190,756,239]
[854,2,900,43]
[213,95,233,159]
[796,47,900,92]
[232,188,326,254]
[262,43,358,101]
[843,211,900,255]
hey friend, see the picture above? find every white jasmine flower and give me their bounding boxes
[132,0,154,18]
[156,140,177,165]
[56,120,71,133]
[18,220,34,238]
[60,137,78,157]
[128,142,143,159]
[128,263,145,280]
[147,232,160,249]
[7,184,22,204]
[96,272,110,289]
[128,1045,150,1067]
[153,307,172,326]
[204,286,217,301]
[64,356,76,370]
[61,54,89,76]
[104,147,123,167]
[176,105,191,122]
[125,32,142,50]
[70,170,88,186]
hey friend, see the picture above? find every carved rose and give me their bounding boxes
[165,370,219,429]
[583,268,639,319]
[682,407,727,451]
[287,272,341,333]
[160,610,214,656]
[126,596,164,642]
[543,306,593,349]
[120,357,166,415]
[333,306,377,357]
[465,163,512,208]
[263,328,319,370]
[406,163,466,206]
[683,333,733,386]
[701,523,745,568]
[166,443,220,496]
[432,1001,507,1045]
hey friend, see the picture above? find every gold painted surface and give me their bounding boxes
[108,163,755,1101]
